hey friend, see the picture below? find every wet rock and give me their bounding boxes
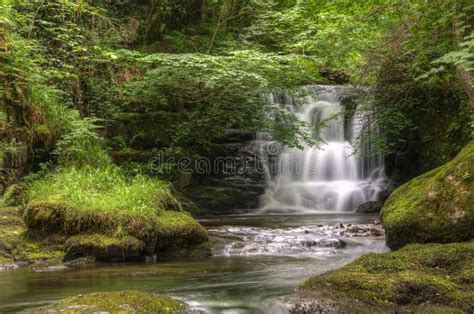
[0,263,19,271]
[319,69,351,84]
[32,265,69,272]
[64,257,95,266]
[183,140,266,216]
[355,200,384,213]
[345,224,385,237]
[319,239,346,248]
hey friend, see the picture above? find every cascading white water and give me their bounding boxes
[259,85,386,213]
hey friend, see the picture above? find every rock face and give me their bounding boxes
[381,141,474,250]
[355,200,384,213]
[182,133,266,216]
[294,242,474,313]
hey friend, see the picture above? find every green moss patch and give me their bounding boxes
[22,291,187,313]
[0,206,65,267]
[295,242,474,313]
[156,211,212,259]
[381,141,474,250]
[64,234,145,262]
[0,207,25,258]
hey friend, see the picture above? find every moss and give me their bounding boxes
[381,141,474,250]
[0,206,25,252]
[155,211,211,259]
[0,206,65,267]
[64,234,145,262]
[22,291,187,313]
[12,236,65,266]
[0,206,25,264]
[23,203,211,260]
[295,242,474,313]
[25,201,155,239]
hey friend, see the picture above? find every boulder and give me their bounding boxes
[294,242,474,313]
[381,141,474,250]
[21,291,187,313]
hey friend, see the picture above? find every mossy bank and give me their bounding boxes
[0,165,211,268]
[293,242,474,313]
[21,291,187,313]
[381,141,474,250]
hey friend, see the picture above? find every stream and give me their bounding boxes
[0,213,388,313]
[0,86,389,313]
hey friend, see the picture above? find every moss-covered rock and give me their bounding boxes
[22,291,187,313]
[294,242,474,313]
[23,203,210,261]
[381,141,474,250]
[155,211,212,259]
[64,234,145,262]
[0,206,25,259]
[24,201,158,240]
[0,206,66,268]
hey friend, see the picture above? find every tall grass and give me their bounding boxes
[27,165,170,217]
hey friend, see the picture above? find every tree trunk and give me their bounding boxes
[208,0,229,54]
[453,1,474,110]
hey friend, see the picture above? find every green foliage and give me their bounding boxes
[241,0,387,72]
[123,50,320,149]
[0,185,16,207]
[53,114,110,166]
[1,0,473,187]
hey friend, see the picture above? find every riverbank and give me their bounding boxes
[293,242,474,313]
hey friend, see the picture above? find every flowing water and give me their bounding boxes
[0,214,388,313]
[0,86,389,313]
[260,86,386,213]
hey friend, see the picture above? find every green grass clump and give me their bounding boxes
[27,165,172,217]
[23,291,187,313]
[296,242,474,313]
[25,165,183,239]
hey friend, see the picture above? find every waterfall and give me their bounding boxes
[259,85,386,213]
